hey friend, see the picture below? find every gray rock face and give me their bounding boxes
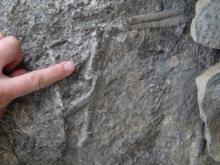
[191,0,220,49]
[196,63,220,162]
[0,0,219,165]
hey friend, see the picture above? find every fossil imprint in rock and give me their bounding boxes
[67,9,190,148]
[121,9,189,31]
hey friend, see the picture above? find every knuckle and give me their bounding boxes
[30,73,44,90]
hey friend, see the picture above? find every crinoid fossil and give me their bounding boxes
[121,9,189,31]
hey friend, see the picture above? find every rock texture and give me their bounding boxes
[191,0,220,49]
[0,0,219,165]
[196,63,220,162]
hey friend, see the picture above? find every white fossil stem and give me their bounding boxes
[126,9,184,25]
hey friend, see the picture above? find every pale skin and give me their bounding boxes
[0,33,75,118]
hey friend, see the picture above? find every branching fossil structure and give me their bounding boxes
[64,26,120,150]
[67,9,187,117]
[65,9,189,149]
[65,54,97,116]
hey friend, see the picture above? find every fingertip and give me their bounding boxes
[4,36,20,47]
[0,35,23,71]
[63,61,75,76]
[0,36,20,58]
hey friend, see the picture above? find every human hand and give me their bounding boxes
[0,33,75,118]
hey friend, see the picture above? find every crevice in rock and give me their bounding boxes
[213,49,220,64]
[201,122,207,154]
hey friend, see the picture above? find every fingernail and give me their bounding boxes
[64,61,75,75]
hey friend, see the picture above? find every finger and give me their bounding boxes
[0,34,23,71]
[0,33,5,40]
[0,36,22,70]
[4,51,23,71]
[9,69,28,77]
[2,37,23,71]
[5,61,75,99]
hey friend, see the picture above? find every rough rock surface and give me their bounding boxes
[196,63,220,162]
[0,0,219,165]
[191,0,220,49]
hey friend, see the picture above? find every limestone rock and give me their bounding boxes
[0,0,219,165]
[196,63,220,162]
[191,0,220,49]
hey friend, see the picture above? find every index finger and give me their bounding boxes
[4,61,75,99]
